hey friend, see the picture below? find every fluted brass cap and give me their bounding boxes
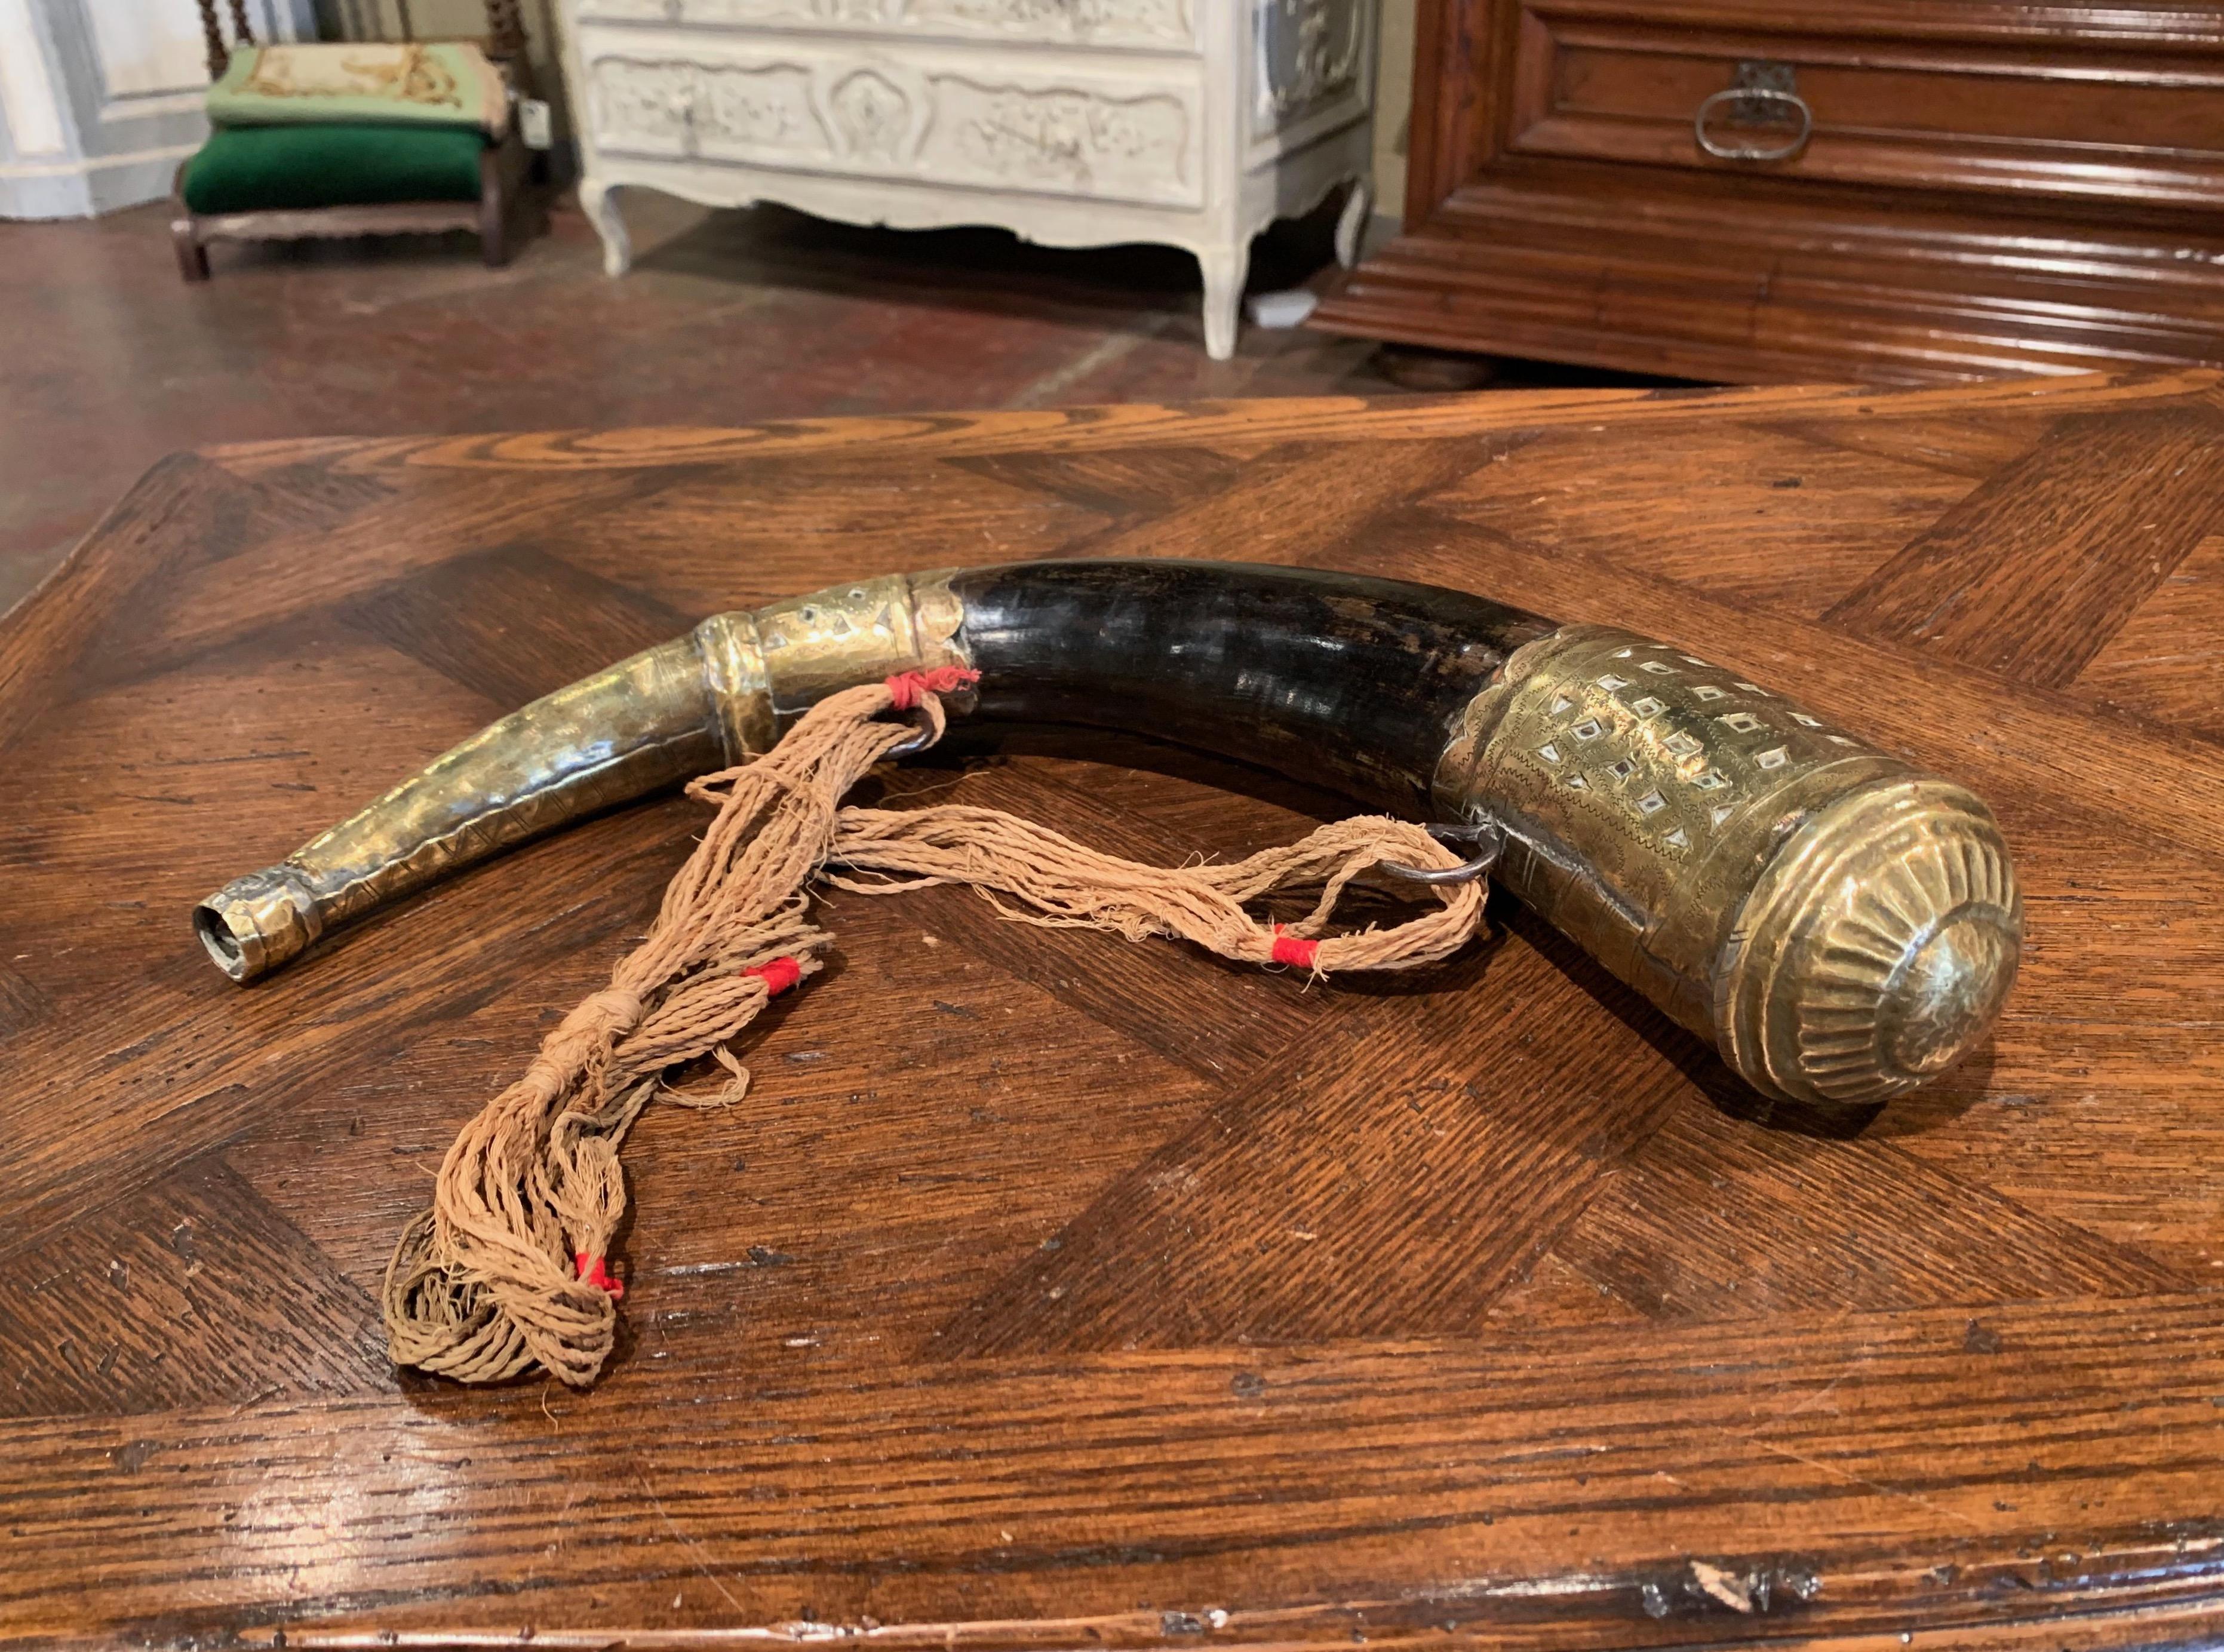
[1436,623,2021,1109]
[193,866,323,983]
[1716,778,2021,1107]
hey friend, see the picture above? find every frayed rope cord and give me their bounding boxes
[381,667,1483,1388]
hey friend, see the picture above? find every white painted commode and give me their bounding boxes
[561,0,1377,358]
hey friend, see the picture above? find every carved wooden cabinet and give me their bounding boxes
[1312,0,2224,384]
[562,0,1377,357]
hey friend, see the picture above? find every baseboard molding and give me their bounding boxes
[0,139,201,220]
[0,168,91,219]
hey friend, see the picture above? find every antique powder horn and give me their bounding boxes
[197,560,2022,1108]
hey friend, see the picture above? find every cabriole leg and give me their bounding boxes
[1335,177,1374,269]
[1198,242,1250,361]
[579,177,631,278]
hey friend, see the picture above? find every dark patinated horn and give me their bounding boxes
[196,560,2020,1109]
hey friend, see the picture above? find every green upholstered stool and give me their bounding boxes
[170,40,531,284]
[170,122,526,280]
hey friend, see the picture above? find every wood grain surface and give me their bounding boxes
[3,370,2222,1650]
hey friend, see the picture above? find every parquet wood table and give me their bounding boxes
[4,370,2223,1651]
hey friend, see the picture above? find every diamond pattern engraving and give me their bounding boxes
[1473,628,1898,1014]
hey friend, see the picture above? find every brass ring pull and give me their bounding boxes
[1693,85,1812,163]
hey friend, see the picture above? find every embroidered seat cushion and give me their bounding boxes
[207,43,509,139]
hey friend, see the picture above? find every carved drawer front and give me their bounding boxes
[573,0,1200,54]
[580,30,1206,208]
[1508,0,2224,208]
[1251,0,1371,140]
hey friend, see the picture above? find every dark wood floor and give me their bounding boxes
[0,191,1664,618]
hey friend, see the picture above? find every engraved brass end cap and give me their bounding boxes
[194,867,323,984]
[1717,778,2021,1108]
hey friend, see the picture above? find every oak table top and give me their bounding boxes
[4,371,2223,1651]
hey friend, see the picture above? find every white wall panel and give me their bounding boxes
[85,0,208,99]
[0,0,69,154]
[2,0,306,214]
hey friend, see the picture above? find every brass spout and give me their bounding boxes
[196,572,966,981]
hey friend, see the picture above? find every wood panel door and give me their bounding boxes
[1311,0,2224,385]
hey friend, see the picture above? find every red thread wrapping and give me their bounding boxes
[886,665,982,711]
[746,954,803,996]
[1270,925,1320,969]
[575,1252,624,1300]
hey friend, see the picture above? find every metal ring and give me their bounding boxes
[881,713,937,759]
[1692,86,1812,163]
[1378,819,1504,887]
